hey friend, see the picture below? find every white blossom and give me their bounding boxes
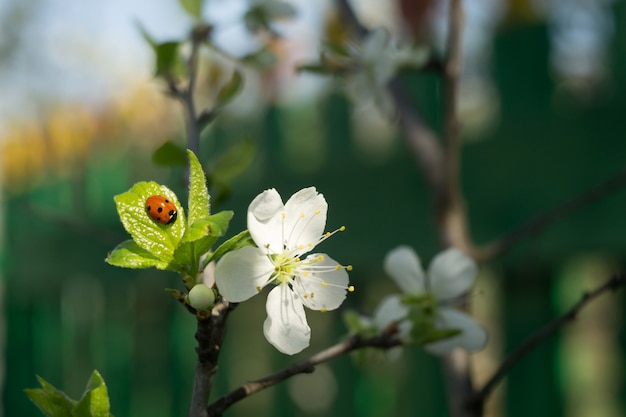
[382,246,487,355]
[215,187,353,355]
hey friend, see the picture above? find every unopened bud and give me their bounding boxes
[188,284,216,311]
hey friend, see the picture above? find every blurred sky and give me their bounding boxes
[0,0,614,138]
[0,0,329,136]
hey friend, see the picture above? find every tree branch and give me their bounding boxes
[473,272,626,410]
[206,332,400,417]
[188,301,237,417]
[478,167,626,261]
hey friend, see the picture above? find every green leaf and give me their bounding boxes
[183,211,232,244]
[264,1,296,19]
[174,211,234,277]
[154,41,181,77]
[241,48,277,69]
[211,139,256,184]
[178,0,203,19]
[187,150,210,224]
[152,141,188,166]
[216,70,244,108]
[244,6,269,33]
[342,310,375,336]
[414,328,462,346]
[114,182,185,262]
[204,229,254,267]
[72,370,111,417]
[25,375,76,417]
[323,41,352,58]
[106,240,174,271]
[296,63,335,75]
[197,110,217,133]
[135,21,157,49]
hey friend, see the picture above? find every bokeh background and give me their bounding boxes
[2,0,626,416]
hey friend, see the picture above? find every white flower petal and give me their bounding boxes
[282,187,327,252]
[383,246,426,294]
[263,285,311,355]
[373,295,408,331]
[362,28,389,61]
[294,253,348,311]
[202,260,216,287]
[214,246,274,302]
[247,188,285,252]
[424,308,487,355]
[428,248,477,300]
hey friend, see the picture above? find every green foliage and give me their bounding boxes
[106,240,172,270]
[106,150,235,285]
[244,0,295,32]
[110,181,186,264]
[400,294,462,346]
[154,41,183,78]
[215,70,244,108]
[241,48,277,69]
[203,229,254,267]
[152,141,188,167]
[178,0,204,19]
[211,139,256,186]
[343,310,377,337]
[187,150,210,224]
[135,22,183,79]
[25,371,113,417]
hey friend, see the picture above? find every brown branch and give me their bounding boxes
[188,300,237,417]
[435,1,479,416]
[472,272,626,411]
[478,167,626,261]
[438,0,473,254]
[206,333,400,417]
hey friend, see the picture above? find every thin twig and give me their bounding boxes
[478,167,626,261]
[474,272,626,409]
[206,333,400,417]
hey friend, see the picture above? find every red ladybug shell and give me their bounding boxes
[145,195,177,225]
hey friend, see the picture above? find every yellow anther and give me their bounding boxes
[317,255,324,261]
[256,286,262,293]
[339,226,346,231]
[335,265,341,270]
[310,292,315,298]
[303,294,308,299]
[315,209,321,215]
[325,231,331,237]
[308,242,313,247]
[347,265,353,271]
[282,213,286,219]
[348,285,355,292]
[298,244,304,250]
[320,308,327,313]
[321,281,327,287]
[302,271,309,277]
[300,212,305,218]
[295,257,301,262]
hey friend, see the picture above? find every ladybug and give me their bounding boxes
[145,195,177,225]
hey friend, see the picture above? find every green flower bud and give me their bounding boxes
[188,284,216,311]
